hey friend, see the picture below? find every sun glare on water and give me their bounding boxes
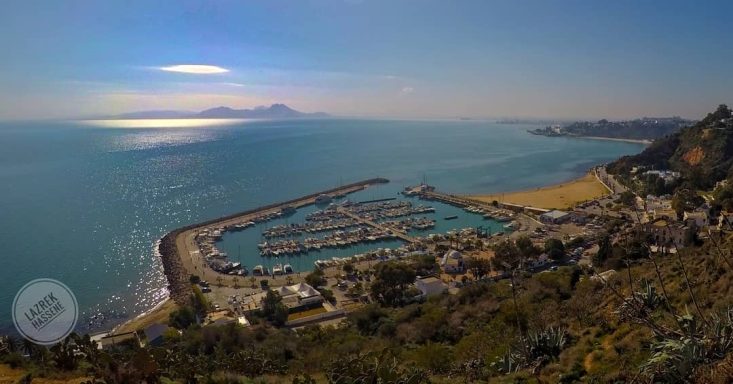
[80,118,253,128]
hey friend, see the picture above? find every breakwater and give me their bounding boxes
[156,178,389,303]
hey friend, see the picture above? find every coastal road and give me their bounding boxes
[596,166,628,194]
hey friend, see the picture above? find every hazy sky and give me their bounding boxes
[1,0,731,120]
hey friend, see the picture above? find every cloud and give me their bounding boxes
[159,65,229,74]
[401,86,414,94]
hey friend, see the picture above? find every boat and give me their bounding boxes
[444,215,458,220]
[283,264,293,274]
[315,194,333,205]
[272,264,283,275]
[252,265,264,276]
[280,206,297,215]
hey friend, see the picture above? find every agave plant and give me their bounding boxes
[617,278,664,322]
[327,349,429,384]
[524,326,568,362]
[641,307,733,383]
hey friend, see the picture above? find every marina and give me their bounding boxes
[159,179,511,293]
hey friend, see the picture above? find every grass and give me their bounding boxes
[287,306,328,321]
[112,299,178,335]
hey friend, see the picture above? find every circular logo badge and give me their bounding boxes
[12,279,78,345]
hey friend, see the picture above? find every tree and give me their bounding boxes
[342,262,355,275]
[493,240,521,271]
[261,290,289,326]
[672,188,704,219]
[465,257,491,279]
[369,262,416,306]
[412,253,438,275]
[249,276,257,288]
[617,190,636,208]
[544,238,566,261]
[169,306,197,329]
[593,235,612,267]
[305,268,327,288]
[516,235,540,258]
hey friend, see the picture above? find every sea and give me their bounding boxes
[0,118,645,333]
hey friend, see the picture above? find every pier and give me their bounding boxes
[157,178,389,302]
[337,206,417,243]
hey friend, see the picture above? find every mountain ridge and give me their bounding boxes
[107,104,329,120]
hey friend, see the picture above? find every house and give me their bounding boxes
[143,323,169,347]
[440,250,464,274]
[274,283,324,310]
[539,210,572,224]
[683,211,709,228]
[414,276,447,297]
[97,331,140,351]
[205,310,238,327]
[639,219,695,249]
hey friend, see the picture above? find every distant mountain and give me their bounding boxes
[104,104,329,120]
[608,105,733,188]
[528,117,692,141]
[197,104,329,119]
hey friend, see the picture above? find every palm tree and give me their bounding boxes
[249,276,257,288]
[286,275,294,285]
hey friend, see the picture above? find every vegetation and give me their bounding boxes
[6,236,733,383]
[610,105,733,191]
[529,116,690,140]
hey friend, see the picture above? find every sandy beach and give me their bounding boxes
[468,171,609,210]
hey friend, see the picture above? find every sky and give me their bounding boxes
[0,0,732,120]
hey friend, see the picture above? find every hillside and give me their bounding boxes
[529,117,691,140]
[609,105,733,188]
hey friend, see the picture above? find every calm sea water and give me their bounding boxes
[0,118,644,332]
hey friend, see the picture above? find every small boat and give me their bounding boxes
[444,215,458,220]
[280,206,297,215]
[283,264,293,274]
[272,264,283,275]
[252,265,264,276]
[315,194,333,205]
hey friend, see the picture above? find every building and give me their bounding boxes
[642,170,681,184]
[539,210,572,224]
[683,211,709,228]
[143,323,170,347]
[440,250,464,274]
[274,283,324,310]
[639,219,695,249]
[414,276,447,297]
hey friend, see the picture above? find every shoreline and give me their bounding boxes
[467,170,609,210]
[114,178,388,335]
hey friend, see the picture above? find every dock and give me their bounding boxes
[157,178,389,304]
[337,207,417,243]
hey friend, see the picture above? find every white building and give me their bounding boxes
[539,210,572,224]
[415,276,447,297]
[683,211,708,228]
[440,250,464,274]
